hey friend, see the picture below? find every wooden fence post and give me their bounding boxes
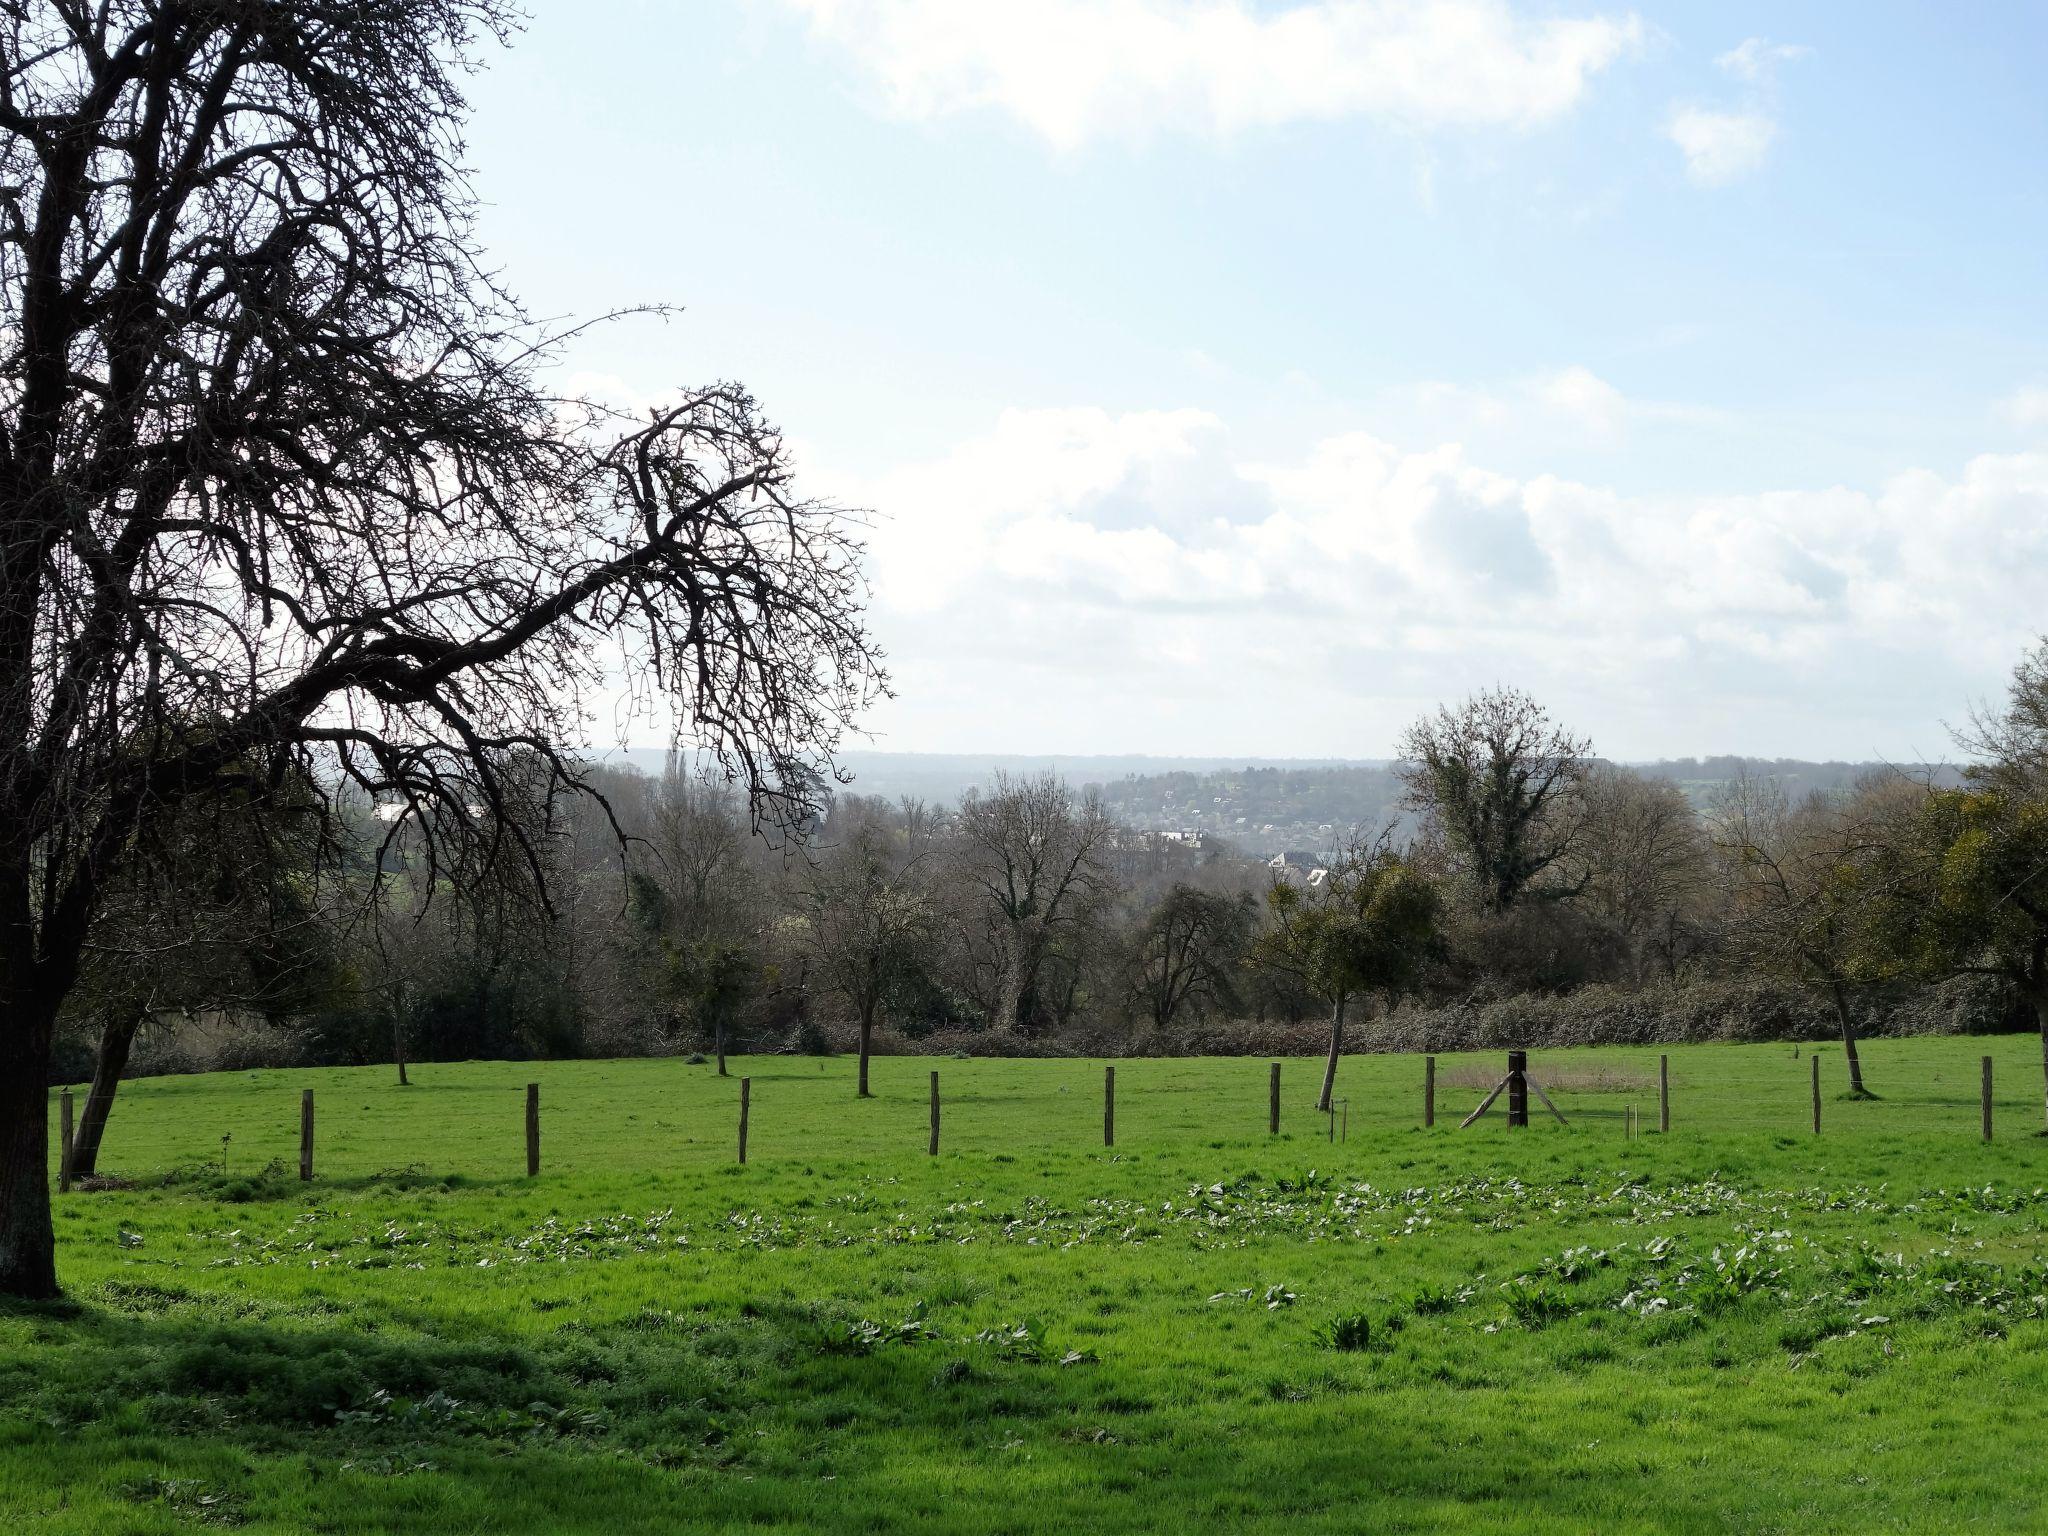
[738,1077,751,1165]
[1104,1065,1115,1148]
[1982,1055,1994,1143]
[299,1089,314,1181]
[525,1082,540,1176]
[58,1089,74,1194]
[1810,1055,1820,1135]
[1424,1055,1436,1128]
[1506,1050,1528,1129]
[1269,1062,1281,1135]
[928,1071,940,1157]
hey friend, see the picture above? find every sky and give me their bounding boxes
[459,1,2048,765]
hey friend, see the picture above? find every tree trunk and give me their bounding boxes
[1828,979,1867,1096]
[0,1005,59,1300]
[857,1006,874,1098]
[1318,992,1347,1113]
[393,1010,410,1087]
[71,1011,143,1178]
[995,927,1026,1034]
[2036,986,2048,1134]
[715,1014,728,1077]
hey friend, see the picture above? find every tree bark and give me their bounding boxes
[70,1011,143,1178]
[857,1005,874,1098]
[393,1011,410,1087]
[715,1015,728,1078]
[1318,993,1348,1113]
[995,927,1026,1034]
[0,1002,60,1300]
[1828,979,1867,1096]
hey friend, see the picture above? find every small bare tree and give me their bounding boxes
[799,824,933,1097]
[63,778,341,1176]
[1576,765,1715,981]
[955,772,1114,1033]
[1710,772,1898,1096]
[0,3,882,1298]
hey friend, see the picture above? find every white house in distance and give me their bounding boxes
[1267,850,1329,888]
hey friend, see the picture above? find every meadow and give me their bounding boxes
[6,1036,2048,1534]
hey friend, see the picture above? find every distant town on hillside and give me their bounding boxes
[611,749,1958,859]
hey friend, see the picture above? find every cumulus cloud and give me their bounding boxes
[1715,37,1810,83]
[1666,105,1775,185]
[837,405,2046,757]
[780,0,1643,149]
[1667,34,1805,186]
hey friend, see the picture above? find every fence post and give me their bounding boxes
[928,1071,940,1157]
[525,1082,540,1176]
[1506,1050,1528,1129]
[1104,1065,1115,1148]
[1424,1055,1436,1128]
[299,1089,314,1181]
[738,1077,751,1165]
[58,1089,74,1194]
[1810,1055,1820,1135]
[1659,1054,1670,1134]
[1983,1055,1994,1143]
[1269,1061,1281,1135]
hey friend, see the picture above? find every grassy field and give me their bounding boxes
[7,1036,2048,1533]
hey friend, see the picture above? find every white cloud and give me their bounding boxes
[1667,34,1805,186]
[781,0,1644,149]
[1532,365,1627,437]
[2001,385,2048,432]
[835,405,2048,757]
[1404,365,1719,444]
[1715,37,1810,83]
[1666,105,1775,186]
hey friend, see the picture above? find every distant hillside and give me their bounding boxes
[1096,757,1958,857]
[602,748,1384,809]
[598,748,1955,857]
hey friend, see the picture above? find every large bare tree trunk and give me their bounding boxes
[1828,980,1868,1096]
[857,1004,875,1098]
[393,1011,410,1087]
[1318,993,1348,1113]
[0,1001,59,1300]
[70,1012,142,1179]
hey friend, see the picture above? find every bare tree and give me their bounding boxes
[627,766,764,1074]
[64,778,340,1175]
[955,772,1114,1033]
[799,825,933,1097]
[1131,884,1255,1033]
[1398,687,1592,911]
[1576,765,1715,981]
[1709,772,1897,1096]
[0,4,881,1298]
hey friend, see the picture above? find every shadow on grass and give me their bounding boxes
[0,1274,1932,1536]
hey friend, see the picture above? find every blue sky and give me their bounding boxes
[460,2,2048,764]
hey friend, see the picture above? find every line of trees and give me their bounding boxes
[63,645,2048,1176]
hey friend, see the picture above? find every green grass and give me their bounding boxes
[8,1036,2048,1533]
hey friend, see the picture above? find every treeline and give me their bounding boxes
[54,643,2048,1163]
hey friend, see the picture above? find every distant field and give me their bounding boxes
[7,1038,2048,1533]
